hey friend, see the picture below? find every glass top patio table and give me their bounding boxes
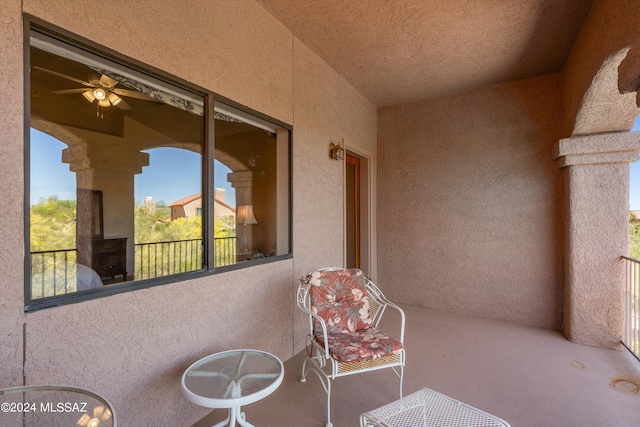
[0,385,116,427]
[181,349,283,426]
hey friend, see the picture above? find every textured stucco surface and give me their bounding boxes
[556,132,640,348]
[378,75,564,329]
[257,0,591,106]
[562,162,627,349]
[291,37,377,352]
[1,0,376,425]
[24,0,294,125]
[562,0,640,136]
[0,0,26,389]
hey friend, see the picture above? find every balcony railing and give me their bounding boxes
[622,256,640,361]
[135,238,203,280]
[30,237,238,295]
[134,236,237,280]
[213,236,237,267]
[30,248,77,298]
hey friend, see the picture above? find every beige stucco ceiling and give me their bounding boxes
[256,0,593,106]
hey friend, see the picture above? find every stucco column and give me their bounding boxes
[62,142,149,275]
[555,132,640,349]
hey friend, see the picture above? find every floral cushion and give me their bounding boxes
[316,327,404,363]
[306,269,373,336]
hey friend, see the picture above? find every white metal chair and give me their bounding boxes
[297,268,405,427]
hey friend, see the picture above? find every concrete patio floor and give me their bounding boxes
[193,305,640,427]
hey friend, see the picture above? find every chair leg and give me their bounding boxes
[325,376,332,427]
[299,358,333,427]
[399,364,404,399]
[300,357,309,382]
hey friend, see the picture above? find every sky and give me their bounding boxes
[30,128,235,207]
[630,115,640,210]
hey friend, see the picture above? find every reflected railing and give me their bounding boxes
[622,256,640,361]
[135,238,204,280]
[134,236,236,280]
[31,237,237,294]
[30,248,77,298]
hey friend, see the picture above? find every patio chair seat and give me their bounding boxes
[316,327,404,363]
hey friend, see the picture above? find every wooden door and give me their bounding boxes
[346,153,360,268]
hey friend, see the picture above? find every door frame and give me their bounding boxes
[343,144,377,280]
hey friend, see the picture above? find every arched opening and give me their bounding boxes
[559,46,640,349]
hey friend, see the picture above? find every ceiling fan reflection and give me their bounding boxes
[32,66,156,117]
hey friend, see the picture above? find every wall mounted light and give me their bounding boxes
[330,139,345,160]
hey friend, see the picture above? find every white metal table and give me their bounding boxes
[181,349,284,427]
[360,388,511,427]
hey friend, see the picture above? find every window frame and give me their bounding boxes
[23,16,293,312]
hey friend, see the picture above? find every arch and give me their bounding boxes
[572,47,639,136]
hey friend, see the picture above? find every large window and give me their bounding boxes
[26,23,291,309]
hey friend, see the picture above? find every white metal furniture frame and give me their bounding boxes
[297,268,406,427]
[181,349,284,427]
[360,388,511,427]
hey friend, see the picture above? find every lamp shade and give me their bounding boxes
[237,205,258,225]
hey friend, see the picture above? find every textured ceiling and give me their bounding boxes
[256,0,593,106]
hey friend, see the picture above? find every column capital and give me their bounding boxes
[554,131,640,168]
[227,170,266,189]
[62,142,150,175]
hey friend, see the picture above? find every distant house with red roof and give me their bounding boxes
[170,189,235,221]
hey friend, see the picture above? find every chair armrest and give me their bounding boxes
[383,299,406,344]
[296,283,331,356]
[366,281,406,344]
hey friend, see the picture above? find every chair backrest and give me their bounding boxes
[304,268,373,336]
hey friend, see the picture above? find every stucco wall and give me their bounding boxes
[291,37,377,351]
[0,0,26,391]
[378,74,563,329]
[0,0,376,425]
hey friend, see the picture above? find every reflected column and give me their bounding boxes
[63,141,149,278]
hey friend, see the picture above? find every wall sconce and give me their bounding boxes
[330,139,345,160]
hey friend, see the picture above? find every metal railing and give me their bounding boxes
[135,238,204,280]
[213,236,237,267]
[30,237,238,296]
[622,256,640,361]
[30,248,77,298]
[134,236,237,280]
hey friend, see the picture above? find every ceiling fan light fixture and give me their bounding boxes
[82,90,96,103]
[93,88,107,100]
[107,92,122,106]
[97,98,110,108]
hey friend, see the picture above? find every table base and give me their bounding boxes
[213,406,254,427]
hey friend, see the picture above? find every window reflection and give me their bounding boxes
[29,33,205,298]
[27,28,291,307]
